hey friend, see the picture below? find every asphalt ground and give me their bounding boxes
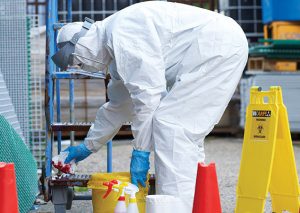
[35,137,300,213]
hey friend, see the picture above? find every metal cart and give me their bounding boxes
[44,0,112,212]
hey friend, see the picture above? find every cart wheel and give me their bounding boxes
[66,187,74,210]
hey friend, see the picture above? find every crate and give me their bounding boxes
[264,21,300,40]
[248,57,264,70]
[272,61,297,71]
[248,57,299,72]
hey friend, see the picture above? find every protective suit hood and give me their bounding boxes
[57,21,111,71]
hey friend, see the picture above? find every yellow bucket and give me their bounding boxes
[88,172,148,213]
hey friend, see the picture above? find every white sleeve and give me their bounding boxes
[84,77,133,152]
[111,19,167,152]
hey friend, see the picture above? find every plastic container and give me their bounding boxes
[125,184,139,213]
[88,172,148,213]
[262,0,300,24]
[112,181,129,213]
[145,195,185,213]
[264,21,300,40]
[115,195,127,213]
[127,198,139,213]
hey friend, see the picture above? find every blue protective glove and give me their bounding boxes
[64,143,92,163]
[130,149,150,187]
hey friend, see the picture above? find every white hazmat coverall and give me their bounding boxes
[58,2,248,211]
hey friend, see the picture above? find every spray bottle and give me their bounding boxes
[113,182,129,213]
[103,180,129,213]
[124,183,139,213]
[102,180,118,199]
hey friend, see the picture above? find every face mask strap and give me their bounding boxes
[69,17,94,45]
[52,17,95,70]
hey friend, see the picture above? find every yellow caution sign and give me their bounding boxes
[236,86,300,213]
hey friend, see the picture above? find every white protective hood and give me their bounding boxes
[57,21,111,71]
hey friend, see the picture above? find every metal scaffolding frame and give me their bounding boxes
[44,0,114,210]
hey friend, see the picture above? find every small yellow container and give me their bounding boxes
[264,21,300,40]
[88,172,148,213]
[274,61,297,71]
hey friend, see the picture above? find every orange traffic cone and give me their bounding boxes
[192,162,221,213]
[0,162,19,213]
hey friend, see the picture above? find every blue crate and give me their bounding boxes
[262,0,300,24]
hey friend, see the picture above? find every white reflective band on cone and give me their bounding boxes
[146,195,185,213]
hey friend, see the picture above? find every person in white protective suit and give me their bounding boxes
[54,1,248,212]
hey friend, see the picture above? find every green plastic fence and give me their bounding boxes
[0,115,38,213]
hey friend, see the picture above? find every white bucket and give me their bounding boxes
[146,195,185,213]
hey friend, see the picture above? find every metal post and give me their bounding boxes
[91,0,94,20]
[107,140,113,173]
[66,0,75,146]
[69,80,75,145]
[102,0,105,20]
[55,28,62,154]
[56,79,62,153]
[67,0,72,22]
[45,0,58,177]
[79,0,82,21]
[104,76,112,173]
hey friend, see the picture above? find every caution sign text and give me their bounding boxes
[250,110,271,141]
[252,110,271,117]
